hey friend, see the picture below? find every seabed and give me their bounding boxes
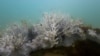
[30,26,100,56]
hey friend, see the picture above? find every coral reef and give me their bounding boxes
[0,12,100,56]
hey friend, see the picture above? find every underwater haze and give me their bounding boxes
[0,0,100,29]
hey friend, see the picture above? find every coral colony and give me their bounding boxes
[0,13,100,56]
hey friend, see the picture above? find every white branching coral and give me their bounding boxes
[32,12,84,47]
[88,29,97,37]
[0,12,99,56]
[32,13,67,48]
[88,29,100,44]
[0,24,29,56]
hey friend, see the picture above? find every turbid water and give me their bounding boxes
[0,1,100,56]
[0,0,100,29]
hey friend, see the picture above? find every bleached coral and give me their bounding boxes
[87,29,100,44]
[32,12,84,47]
[0,12,99,56]
[88,29,97,37]
[0,24,29,56]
